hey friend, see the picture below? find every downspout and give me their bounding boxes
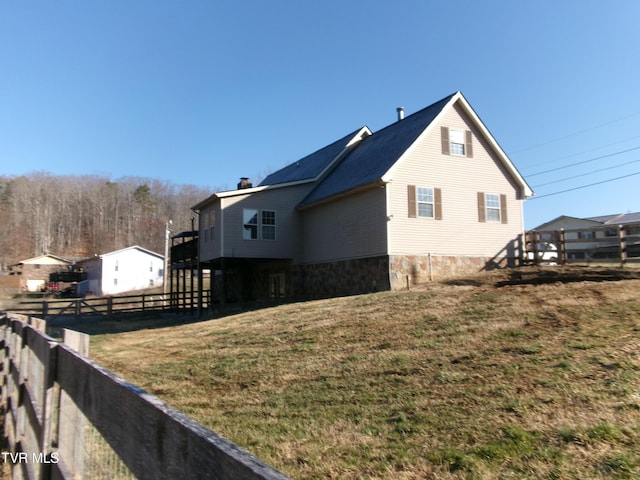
[219,200,226,304]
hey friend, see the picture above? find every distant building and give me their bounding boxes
[77,246,164,296]
[9,254,71,292]
[531,213,640,260]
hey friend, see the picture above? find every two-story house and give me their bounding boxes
[193,91,533,302]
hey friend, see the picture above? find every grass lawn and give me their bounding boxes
[88,266,640,479]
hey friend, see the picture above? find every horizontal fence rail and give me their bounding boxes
[525,221,640,266]
[5,291,211,323]
[0,313,291,480]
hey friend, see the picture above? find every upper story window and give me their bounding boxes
[485,193,501,222]
[578,231,595,239]
[261,210,276,240]
[243,209,259,240]
[449,129,466,156]
[441,127,473,158]
[407,185,442,220]
[243,208,276,240]
[417,187,434,218]
[477,192,507,224]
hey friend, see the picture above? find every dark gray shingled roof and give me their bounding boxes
[297,93,455,208]
[259,128,364,186]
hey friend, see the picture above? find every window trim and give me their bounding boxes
[477,192,508,224]
[261,210,276,241]
[242,208,276,240]
[242,208,259,240]
[485,193,501,222]
[441,126,473,158]
[408,185,442,220]
[449,129,466,156]
[417,187,435,218]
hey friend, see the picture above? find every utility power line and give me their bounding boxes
[529,170,640,200]
[512,110,640,154]
[520,132,640,174]
[526,145,640,177]
[532,157,640,188]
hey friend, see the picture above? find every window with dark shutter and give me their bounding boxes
[443,127,473,158]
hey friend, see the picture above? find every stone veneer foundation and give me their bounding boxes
[294,253,515,298]
[389,254,514,290]
[294,256,391,299]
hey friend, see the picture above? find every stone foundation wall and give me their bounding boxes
[389,254,515,290]
[295,256,391,299]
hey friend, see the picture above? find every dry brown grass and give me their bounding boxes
[89,266,640,479]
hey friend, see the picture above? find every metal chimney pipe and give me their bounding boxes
[397,107,404,121]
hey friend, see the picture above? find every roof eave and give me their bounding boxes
[453,92,534,198]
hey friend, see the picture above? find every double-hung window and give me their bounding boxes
[243,208,276,240]
[485,193,501,222]
[261,210,276,240]
[449,129,466,156]
[407,185,442,220]
[417,187,435,218]
[477,192,507,223]
[441,127,473,158]
[243,209,259,240]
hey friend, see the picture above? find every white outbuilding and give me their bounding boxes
[78,246,164,296]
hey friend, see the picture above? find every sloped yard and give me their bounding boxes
[90,267,640,479]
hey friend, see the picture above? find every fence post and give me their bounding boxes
[559,229,567,265]
[618,225,627,266]
[142,293,146,313]
[43,300,48,321]
[530,231,540,265]
[58,329,91,479]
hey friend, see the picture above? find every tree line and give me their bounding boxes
[0,172,216,269]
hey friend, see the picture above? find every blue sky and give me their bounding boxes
[1,1,639,229]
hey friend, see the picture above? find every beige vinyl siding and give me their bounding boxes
[387,103,524,257]
[198,201,221,262]
[301,186,388,264]
[220,184,313,262]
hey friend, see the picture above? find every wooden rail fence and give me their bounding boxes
[0,313,291,480]
[526,221,640,266]
[6,290,212,324]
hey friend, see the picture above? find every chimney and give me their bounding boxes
[396,107,404,121]
[237,177,253,189]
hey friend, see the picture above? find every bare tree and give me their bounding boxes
[0,172,216,267]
